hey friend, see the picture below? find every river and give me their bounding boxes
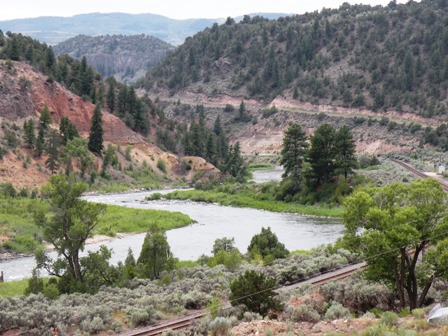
[0,169,344,281]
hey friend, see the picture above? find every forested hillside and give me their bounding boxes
[140,0,448,117]
[53,34,174,84]
[0,31,151,135]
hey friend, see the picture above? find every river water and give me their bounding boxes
[0,170,344,281]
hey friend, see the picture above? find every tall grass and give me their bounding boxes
[0,279,29,297]
[97,205,194,236]
[155,188,343,217]
[0,196,194,254]
[248,163,275,171]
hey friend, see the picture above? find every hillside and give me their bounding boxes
[140,0,448,118]
[0,60,188,189]
[53,34,175,84]
[0,12,288,46]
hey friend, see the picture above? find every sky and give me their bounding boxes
[0,0,410,21]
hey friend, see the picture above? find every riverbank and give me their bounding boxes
[149,188,344,218]
[0,195,194,261]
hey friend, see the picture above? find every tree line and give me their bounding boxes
[279,123,357,203]
[0,31,150,135]
[139,0,448,117]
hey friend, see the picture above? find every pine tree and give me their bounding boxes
[280,123,308,194]
[137,225,174,279]
[23,119,36,148]
[35,125,45,157]
[45,130,60,174]
[88,105,104,156]
[335,125,357,180]
[107,82,115,112]
[40,105,52,129]
[59,116,79,145]
[213,115,222,136]
[306,124,337,188]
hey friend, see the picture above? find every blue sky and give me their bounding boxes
[1,0,410,21]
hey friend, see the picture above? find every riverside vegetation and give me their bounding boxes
[0,182,193,255]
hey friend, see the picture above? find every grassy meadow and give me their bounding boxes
[149,186,343,218]
[0,196,194,254]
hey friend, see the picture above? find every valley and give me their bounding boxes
[2,1,448,335]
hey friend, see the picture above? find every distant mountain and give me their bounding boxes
[0,12,289,46]
[139,0,448,117]
[53,34,174,84]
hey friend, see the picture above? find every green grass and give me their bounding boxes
[0,279,29,297]
[154,187,343,217]
[0,196,194,254]
[97,205,194,236]
[248,163,275,171]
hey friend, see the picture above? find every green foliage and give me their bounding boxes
[23,119,35,148]
[61,137,93,177]
[222,142,248,182]
[34,175,106,292]
[343,179,448,309]
[59,116,79,145]
[39,105,52,129]
[0,279,29,297]
[156,159,167,174]
[229,270,282,316]
[137,224,175,279]
[248,163,275,171]
[139,1,448,115]
[381,311,398,327]
[88,104,104,155]
[224,104,235,112]
[102,144,118,176]
[248,227,289,263]
[45,129,61,174]
[323,302,352,320]
[182,110,230,168]
[159,185,343,217]
[280,123,308,196]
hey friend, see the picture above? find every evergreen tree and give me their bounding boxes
[88,105,104,156]
[45,130,61,174]
[213,115,223,136]
[59,116,79,146]
[247,227,289,262]
[306,124,337,188]
[106,81,115,112]
[280,123,308,195]
[35,125,45,157]
[137,225,174,279]
[40,105,52,129]
[230,270,282,316]
[205,134,217,164]
[223,142,247,181]
[335,125,357,180]
[23,119,36,148]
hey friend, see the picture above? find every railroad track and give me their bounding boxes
[391,159,448,192]
[120,262,366,336]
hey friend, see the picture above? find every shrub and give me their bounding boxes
[126,306,155,327]
[324,302,351,320]
[247,227,289,262]
[81,316,104,334]
[157,159,167,173]
[381,311,398,327]
[209,317,231,336]
[229,270,282,316]
[224,104,235,112]
[286,304,321,323]
[412,308,425,319]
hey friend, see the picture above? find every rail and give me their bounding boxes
[391,159,448,192]
[119,262,366,336]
